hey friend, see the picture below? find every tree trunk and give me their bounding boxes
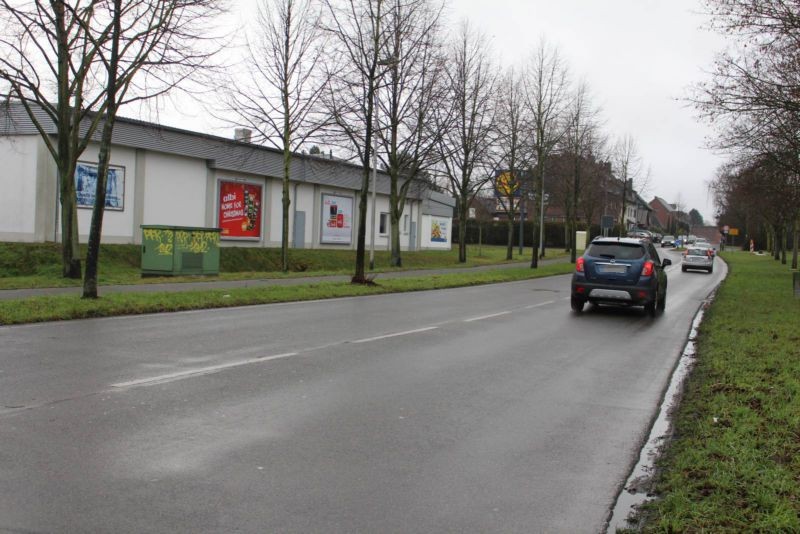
[458,200,468,263]
[781,224,787,265]
[83,0,121,299]
[774,226,781,261]
[390,212,401,267]
[353,184,369,283]
[58,164,82,278]
[531,184,541,269]
[791,217,798,270]
[53,0,81,279]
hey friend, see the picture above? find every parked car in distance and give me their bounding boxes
[627,229,653,241]
[571,237,671,317]
[661,235,675,247]
[682,247,714,273]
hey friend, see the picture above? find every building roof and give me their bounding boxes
[1,100,442,203]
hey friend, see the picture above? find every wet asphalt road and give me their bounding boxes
[0,249,725,533]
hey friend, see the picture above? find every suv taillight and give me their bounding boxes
[576,257,585,273]
[641,260,654,277]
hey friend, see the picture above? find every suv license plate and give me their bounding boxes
[599,264,627,274]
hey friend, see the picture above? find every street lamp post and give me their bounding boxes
[518,188,525,255]
[369,103,379,270]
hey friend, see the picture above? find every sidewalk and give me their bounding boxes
[0,257,569,300]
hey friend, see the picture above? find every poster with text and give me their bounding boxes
[430,216,449,243]
[75,162,125,210]
[321,194,353,244]
[219,181,262,239]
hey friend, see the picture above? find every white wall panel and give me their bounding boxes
[142,151,207,229]
[0,136,38,240]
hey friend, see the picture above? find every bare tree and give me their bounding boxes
[82,0,225,298]
[560,81,601,263]
[693,0,800,264]
[319,0,391,283]
[436,21,497,263]
[489,66,530,260]
[523,39,570,267]
[376,0,445,268]
[0,0,106,279]
[612,134,649,235]
[222,0,326,272]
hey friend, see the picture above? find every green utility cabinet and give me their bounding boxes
[141,225,221,276]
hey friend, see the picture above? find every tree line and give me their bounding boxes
[2,0,665,294]
[695,0,800,268]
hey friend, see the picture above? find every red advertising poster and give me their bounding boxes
[219,181,262,239]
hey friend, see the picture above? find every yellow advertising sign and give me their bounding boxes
[729,228,739,236]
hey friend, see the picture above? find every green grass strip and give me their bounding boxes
[636,252,800,532]
[0,263,574,325]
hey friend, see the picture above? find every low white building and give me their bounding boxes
[0,103,454,251]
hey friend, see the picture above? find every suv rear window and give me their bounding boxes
[586,242,645,260]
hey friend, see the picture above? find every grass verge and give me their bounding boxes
[0,262,574,325]
[0,242,567,289]
[632,252,800,532]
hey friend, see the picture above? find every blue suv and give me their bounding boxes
[571,237,671,316]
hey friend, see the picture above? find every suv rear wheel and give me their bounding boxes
[571,295,585,313]
[645,294,658,317]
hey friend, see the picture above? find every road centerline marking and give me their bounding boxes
[351,326,438,344]
[463,311,512,323]
[110,352,298,388]
[524,300,555,309]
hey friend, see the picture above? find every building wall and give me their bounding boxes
[0,136,40,241]
[1,131,450,251]
[142,151,208,231]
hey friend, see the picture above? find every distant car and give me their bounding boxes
[627,230,653,241]
[661,235,675,247]
[571,237,671,317]
[682,247,714,273]
[652,233,662,244]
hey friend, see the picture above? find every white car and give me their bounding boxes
[682,247,714,273]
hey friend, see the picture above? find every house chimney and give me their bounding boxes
[234,128,252,143]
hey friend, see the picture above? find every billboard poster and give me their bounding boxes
[494,171,520,198]
[75,162,125,210]
[321,194,353,244]
[430,216,449,243]
[218,180,263,239]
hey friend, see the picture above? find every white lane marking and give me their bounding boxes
[351,326,438,344]
[463,311,512,323]
[524,300,555,309]
[110,352,298,388]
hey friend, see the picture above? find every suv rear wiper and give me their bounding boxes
[599,254,616,259]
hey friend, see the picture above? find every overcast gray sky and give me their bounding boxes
[158,0,727,224]
[449,0,727,223]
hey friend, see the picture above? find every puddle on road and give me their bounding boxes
[605,303,707,532]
